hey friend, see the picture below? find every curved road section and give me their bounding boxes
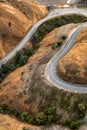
[0,8,87,66]
[0,8,87,93]
[45,23,87,93]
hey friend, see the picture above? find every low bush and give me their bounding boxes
[61,35,67,40]
[51,41,63,50]
[63,119,81,130]
[0,64,14,83]
[36,112,47,125]
[35,105,59,126]
[20,111,29,122]
[77,103,86,118]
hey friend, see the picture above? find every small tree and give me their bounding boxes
[8,22,11,27]
[36,112,47,125]
[57,41,62,47]
[78,103,85,111]
[20,111,28,121]
[61,35,67,40]
[78,103,86,118]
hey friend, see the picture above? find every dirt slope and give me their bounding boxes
[7,0,48,22]
[0,0,48,59]
[57,27,87,85]
[0,24,78,110]
[0,114,39,130]
[0,24,78,129]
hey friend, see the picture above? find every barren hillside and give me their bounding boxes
[0,24,78,110]
[0,0,87,129]
[0,0,48,59]
[0,24,80,130]
[57,27,87,85]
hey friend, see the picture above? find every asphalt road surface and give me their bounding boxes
[0,8,87,66]
[0,8,87,93]
[45,23,87,93]
[35,0,67,5]
[35,0,77,5]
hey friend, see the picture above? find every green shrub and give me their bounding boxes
[26,115,35,124]
[31,14,87,45]
[61,35,67,40]
[23,48,33,57]
[0,105,8,113]
[15,51,28,66]
[78,103,86,118]
[0,64,13,83]
[36,112,47,125]
[63,119,81,130]
[51,41,63,50]
[78,103,85,111]
[57,41,62,47]
[0,47,34,83]
[8,22,11,27]
[19,56,28,66]
[20,111,28,121]
[35,105,59,125]
[52,44,56,50]
[45,105,56,115]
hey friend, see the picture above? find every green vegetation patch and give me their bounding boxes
[0,48,34,83]
[31,14,87,45]
[0,85,87,129]
[63,119,81,130]
[0,104,59,126]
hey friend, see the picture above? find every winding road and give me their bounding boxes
[0,8,87,66]
[45,23,87,93]
[0,8,87,93]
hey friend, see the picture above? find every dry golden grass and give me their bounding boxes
[0,24,78,110]
[57,27,87,85]
[0,114,38,130]
[0,24,78,130]
[0,0,48,59]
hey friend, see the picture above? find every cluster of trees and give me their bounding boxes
[0,104,59,126]
[0,84,86,130]
[0,48,33,83]
[31,14,87,45]
[0,101,86,130]
[52,35,67,50]
[20,105,59,125]
[63,103,85,130]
